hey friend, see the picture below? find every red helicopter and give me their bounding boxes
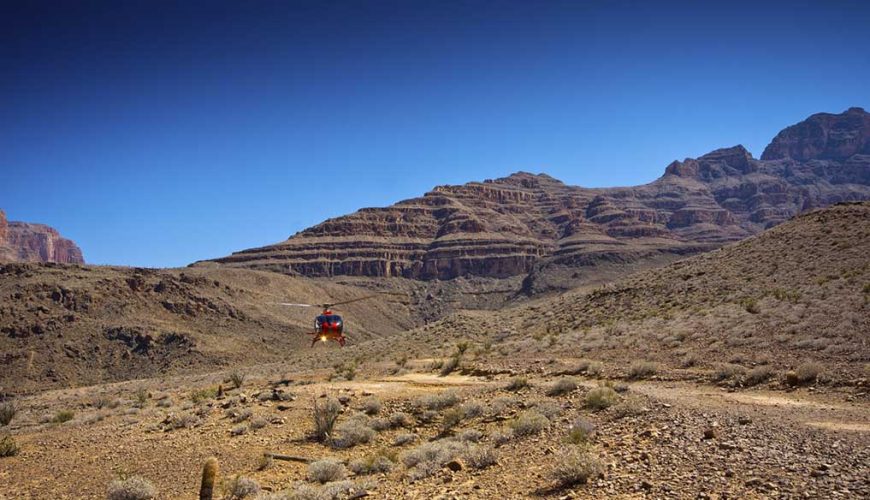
[275,294,390,347]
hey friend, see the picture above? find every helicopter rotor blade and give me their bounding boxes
[273,302,316,307]
[324,292,405,309]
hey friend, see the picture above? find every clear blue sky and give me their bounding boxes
[2,0,868,267]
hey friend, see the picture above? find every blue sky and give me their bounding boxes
[2,0,868,267]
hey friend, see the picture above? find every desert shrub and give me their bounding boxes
[439,356,461,376]
[744,366,774,386]
[416,410,438,424]
[361,397,381,416]
[169,413,200,430]
[786,362,824,386]
[490,427,514,446]
[348,449,396,475]
[534,401,563,420]
[440,408,463,434]
[231,424,248,436]
[106,476,157,500]
[333,415,375,448]
[229,371,246,390]
[463,444,497,469]
[51,410,75,424]
[156,397,173,408]
[741,297,761,314]
[224,476,260,499]
[313,397,342,442]
[0,434,20,457]
[548,448,602,487]
[307,459,346,484]
[400,440,466,480]
[567,359,603,376]
[546,377,578,396]
[610,397,645,419]
[190,387,218,404]
[250,417,268,430]
[585,386,618,411]
[0,402,16,427]
[415,390,460,411]
[257,454,273,471]
[509,410,549,436]
[460,401,485,419]
[458,429,483,443]
[628,361,658,379]
[566,417,595,445]
[713,363,745,382]
[392,433,418,446]
[388,412,412,428]
[369,417,391,432]
[230,408,253,423]
[505,377,529,392]
[330,362,357,381]
[133,388,149,408]
[320,480,367,499]
[679,353,698,368]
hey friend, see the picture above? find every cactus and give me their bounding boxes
[199,457,218,500]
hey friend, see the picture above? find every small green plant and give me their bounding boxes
[584,386,618,411]
[740,297,760,314]
[51,410,75,424]
[229,371,246,390]
[566,417,595,445]
[190,387,218,404]
[313,397,342,442]
[0,434,20,457]
[133,388,149,408]
[509,410,549,436]
[440,408,463,434]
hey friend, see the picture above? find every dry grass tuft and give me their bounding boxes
[313,397,341,442]
[106,476,157,500]
[307,459,347,484]
[548,448,602,487]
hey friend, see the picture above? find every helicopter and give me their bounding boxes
[274,293,398,347]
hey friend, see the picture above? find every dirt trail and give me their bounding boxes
[605,379,870,433]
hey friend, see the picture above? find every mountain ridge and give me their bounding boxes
[198,108,870,293]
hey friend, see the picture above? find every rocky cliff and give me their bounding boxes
[0,210,85,264]
[199,108,870,290]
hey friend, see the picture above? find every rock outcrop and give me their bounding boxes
[0,210,85,264]
[199,108,870,289]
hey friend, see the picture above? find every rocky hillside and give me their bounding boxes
[237,202,870,388]
[0,210,84,264]
[199,108,870,294]
[0,265,412,393]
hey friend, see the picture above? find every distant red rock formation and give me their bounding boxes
[198,108,870,286]
[0,209,84,264]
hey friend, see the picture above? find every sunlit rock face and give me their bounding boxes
[200,108,870,283]
[0,209,84,264]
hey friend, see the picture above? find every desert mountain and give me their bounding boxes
[0,209,84,264]
[328,202,870,385]
[199,108,870,294]
[0,265,411,393]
